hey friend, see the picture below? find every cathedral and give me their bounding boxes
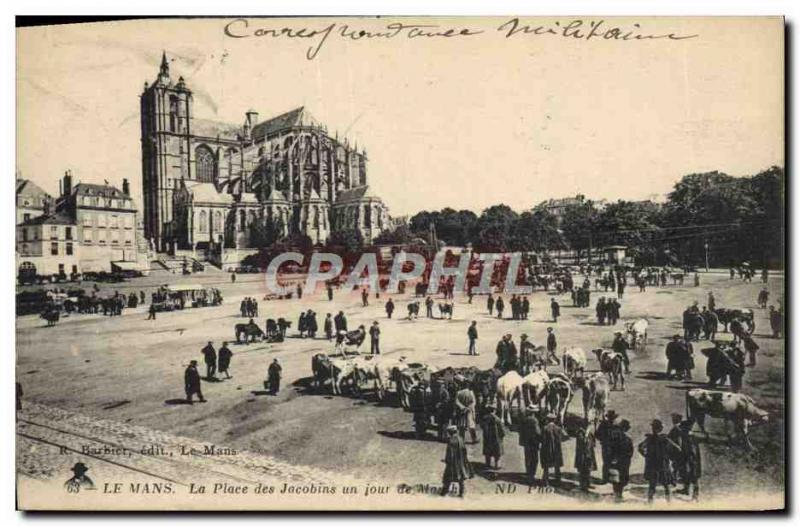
[140,53,391,261]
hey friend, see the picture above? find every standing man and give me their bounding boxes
[495,296,505,319]
[518,406,542,486]
[467,321,479,356]
[184,360,204,403]
[546,327,559,366]
[454,378,478,444]
[480,403,505,470]
[638,419,681,504]
[439,426,470,498]
[677,419,702,501]
[324,313,334,341]
[707,291,716,312]
[574,420,598,492]
[326,283,334,301]
[296,283,303,299]
[201,341,217,380]
[522,296,530,319]
[334,311,348,344]
[385,298,395,319]
[612,331,631,374]
[550,298,561,323]
[267,358,282,395]
[369,321,381,355]
[217,342,233,379]
[769,305,783,338]
[147,302,157,320]
[487,294,495,316]
[609,419,634,502]
[540,413,566,487]
[435,381,451,442]
[425,296,434,318]
[596,409,618,484]
[361,288,369,307]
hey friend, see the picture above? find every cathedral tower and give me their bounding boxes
[140,52,193,251]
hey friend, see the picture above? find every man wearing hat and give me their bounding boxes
[184,360,204,403]
[518,405,543,485]
[675,419,702,501]
[440,425,470,497]
[267,358,283,395]
[519,334,536,375]
[596,409,618,484]
[218,342,233,379]
[454,379,478,444]
[64,462,95,492]
[574,419,598,491]
[480,403,505,469]
[467,321,479,356]
[540,412,567,487]
[667,413,684,486]
[638,418,681,503]
[201,341,217,380]
[546,328,559,366]
[609,419,634,502]
[434,381,452,442]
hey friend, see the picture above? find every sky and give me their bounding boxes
[16,17,784,217]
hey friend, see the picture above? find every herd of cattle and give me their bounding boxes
[306,306,770,451]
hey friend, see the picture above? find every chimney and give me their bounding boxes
[62,170,72,197]
[122,178,130,196]
[246,110,259,128]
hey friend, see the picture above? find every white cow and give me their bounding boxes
[576,373,610,426]
[562,347,587,379]
[686,389,769,450]
[495,371,524,425]
[371,356,407,401]
[522,370,550,409]
[625,318,649,350]
[545,372,573,425]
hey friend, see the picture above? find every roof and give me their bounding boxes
[263,189,289,203]
[18,212,74,227]
[16,179,52,200]
[192,118,241,140]
[336,185,382,203]
[237,192,259,204]
[73,183,129,200]
[252,107,322,140]
[185,182,233,204]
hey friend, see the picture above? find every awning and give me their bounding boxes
[111,261,141,271]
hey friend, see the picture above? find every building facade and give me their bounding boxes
[140,53,390,258]
[16,172,148,278]
[16,177,53,225]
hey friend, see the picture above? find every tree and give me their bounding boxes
[329,229,364,254]
[510,209,563,252]
[475,205,519,252]
[373,224,413,245]
[560,201,600,257]
[595,200,663,264]
[248,216,284,248]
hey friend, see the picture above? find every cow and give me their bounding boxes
[714,308,755,334]
[521,370,550,409]
[437,302,454,320]
[562,347,587,379]
[685,389,769,450]
[265,319,279,338]
[370,356,408,402]
[40,309,60,327]
[311,353,333,391]
[545,372,573,425]
[625,318,649,350]
[592,348,625,391]
[328,356,363,395]
[396,362,438,410]
[574,373,610,427]
[334,326,367,354]
[495,371,524,425]
[235,322,264,343]
[407,301,420,320]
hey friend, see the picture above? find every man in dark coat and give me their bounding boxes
[522,297,530,319]
[609,419,634,502]
[334,311,348,344]
[540,413,567,487]
[385,298,395,319]
[267,359,282,395]
[702,307,718,340]
[435,381,452,442]
[487,294,494,315]
[596,409,618,483]
[550,298,561,323]
[612,331,631,374]
[326,283,334,301]
[324,313,333,341]
[769,305,783,338]
[218,342,233,379]
[440,426,471,497]
[596,297,607,325]
[425,296,434,318]
[480,405,505,469]
[201,342,216,380]
[676,419,702,500]
[638,419,681,503]
[742,333,760,367]
[546,328,559,365]
[574,420,598,491]
[369,321,381,355]
[518,406,542,485]
[467,321,479,356]
[361,288,369,307]
[184,360,204,403]
[495,296,505,319]
[306,310,318,338]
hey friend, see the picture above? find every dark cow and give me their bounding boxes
[235,322,264,343]
[686,389,769,450]
[407,301,420,319]
[592,348,625,391]
[714,308,755,334]
[437,302,454,319]
[41,309,60,327]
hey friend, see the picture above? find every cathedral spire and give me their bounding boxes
[160,51,169,75]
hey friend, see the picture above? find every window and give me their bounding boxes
[83,228,93,243]
[125,230,133,244]
[51,242,58,255]
[82,213,93,226]
[124,215,133,228]
[111,230,120,244]
[98,230,106,244]
[198,210,208,232]
[169,96,179,132]
[65,227,72,240]
[50,226,58,240]
[195,145,217,183]
[58,264,65,275]
[98,214,106,227]
[66,243,73,256]
[212,210,222,232]
[23,213,30,223]
[110,215,118,228]
[22,229,28,242]
[22,243,29,255]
